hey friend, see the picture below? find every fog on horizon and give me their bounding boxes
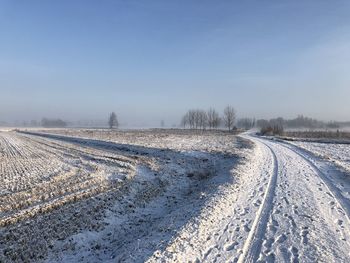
[1,1,350,127]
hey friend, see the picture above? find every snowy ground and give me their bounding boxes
[147,134,350,262]
[1,129,350,262]
[289,140,350,173]
[238,135,350,262]
[0,130,250,262]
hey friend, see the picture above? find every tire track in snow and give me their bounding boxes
[277,141,350,226]
[238,136,278,263]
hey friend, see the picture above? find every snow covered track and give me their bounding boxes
[238,138,278,263]
[153,132,350,262]
[280,142,350,226]
[238,134,350,262]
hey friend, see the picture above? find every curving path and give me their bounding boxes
[238,134,350,263]
[151,133,350,263]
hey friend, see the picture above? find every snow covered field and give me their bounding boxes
[289,140,350,173]
[1,129,350,262]
[0,129,251,262]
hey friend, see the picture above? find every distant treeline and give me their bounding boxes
[256,115,348,130]
[181,106,236,131]
[256,115,350,136]
[0,118,68,127]
[41,118,67,128]
[283,130,350,141]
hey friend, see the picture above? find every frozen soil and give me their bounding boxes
[0,130,250,262]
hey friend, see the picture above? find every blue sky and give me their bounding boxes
[1,0,350,126]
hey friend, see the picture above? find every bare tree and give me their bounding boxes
[197,110,208,130]
[207,108,220,129]
[214,116,221,128]
[181,109,208,130]
[108,112,119,129]
[181,112,189,128]
[188,110,196,129]
[223,105,236,131]
[194,110,200,129]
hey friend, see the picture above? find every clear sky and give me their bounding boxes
[1,0,350,126]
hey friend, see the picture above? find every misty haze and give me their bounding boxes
[1,1,350,263]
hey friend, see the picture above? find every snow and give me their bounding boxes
[252,137,350,262]
[150,133,350,262]
[289,140,350,173]
[1,129,350,262]
[0,129,249,262]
